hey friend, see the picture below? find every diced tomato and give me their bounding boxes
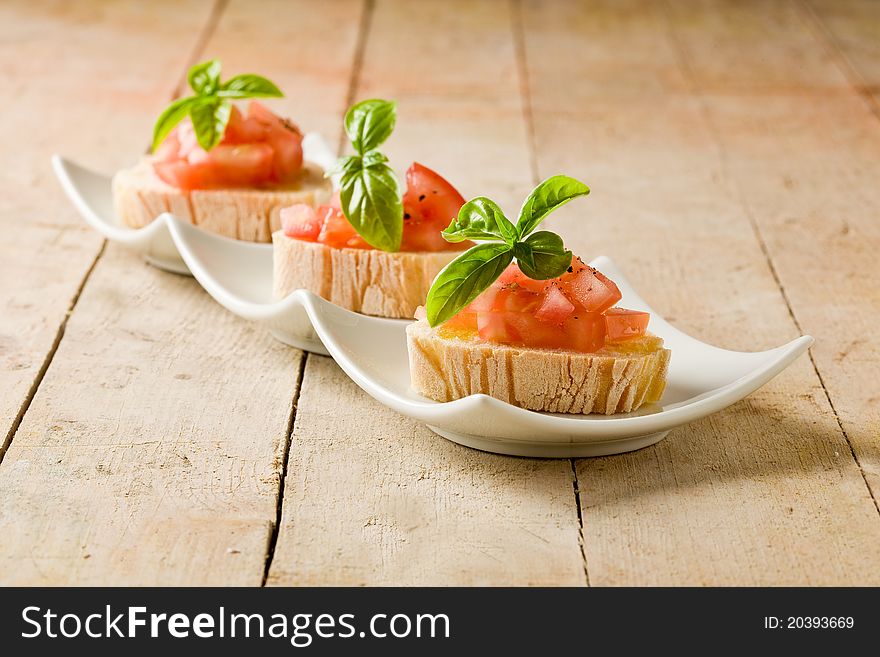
[209,143,275,185]
[534,283,575,324]
[564,313,606,352]
[154,159,210,190]
[473,308,605,352]
[318,205,371,249]
[248,101,303,182]
[561,262,622,313]
[223,105,267,143]
[282,163,468,252]
[604,308,649,342]
[443,310,478,332]
[153,101,303,191]
[154,131,180,161]
[401,162,470,252]
[443,261,641,354]
[496,262,548,294]
[157,142,275,188]
[281,204,321,240]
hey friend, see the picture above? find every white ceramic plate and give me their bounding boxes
[166,225,812,457]
[53,141,813,457]
[51,132,338,276]
[164,213,408,356]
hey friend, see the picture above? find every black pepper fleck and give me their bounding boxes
[404,213,411,220]
[419,194,426,201]
[567,266,573,273]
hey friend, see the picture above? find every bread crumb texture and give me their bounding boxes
[406,320,670,414]
[112,158,331,242]
[273,232,458,319]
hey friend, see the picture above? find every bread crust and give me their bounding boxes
[272,232,460,319]
[406,320,670,415]
[112,158,331,242]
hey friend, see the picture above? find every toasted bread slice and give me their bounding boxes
[406,320,670,415]
[272,231,460,319]
[112,158,331,242]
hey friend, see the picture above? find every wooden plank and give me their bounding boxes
[805,0,880,93]
[267,0,587,586]
[270,356,585,586]
[672,0,880,529]
[198,0,367,144]
[0,247,303,585]
[665,0,849,92]
[520,0,880,585]
[0,0,362,584]
[0,0,213,455]
[698,90,880,503]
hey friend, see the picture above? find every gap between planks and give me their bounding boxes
[0,0,230,468]
[511,0,590,586]
[661,0,880,518]
[337,0,376,155]
[0,242,105,465]
[261,354,309,586]
[260,0,376,585]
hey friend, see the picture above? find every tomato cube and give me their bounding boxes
[604,307,649,342]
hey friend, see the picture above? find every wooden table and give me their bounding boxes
[1,0,878,586]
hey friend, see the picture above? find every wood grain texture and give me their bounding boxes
[205,0,368,145]
[0,0,212,455]
[268,356,583,586]
[1,0,878,587]
[695,72,880,501]
[520,0,880,585]
[665,0,849,92]
[266,0,587,586]
[806,0,880,90]
[0,0,361,585]
[0,247,303,585]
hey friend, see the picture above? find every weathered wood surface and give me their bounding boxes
[0,0,878,586]
[520,0,880,585]
[0,0,212,457]
[267,0,586,586]
[0,0,341,585]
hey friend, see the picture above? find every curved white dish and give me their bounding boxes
[53,141,813,456]
[169,227,812,456]
[51,132,338,276]
[164,213,408,356]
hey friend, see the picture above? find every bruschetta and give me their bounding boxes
[408,261,670,414]
[273,163,470,317]
[112,60,331,241]
[273,98,471,319]
[406,175,670,415]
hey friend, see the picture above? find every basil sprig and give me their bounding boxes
[152,59,283,152]
[335,99,403,252]
[425,175,589,327]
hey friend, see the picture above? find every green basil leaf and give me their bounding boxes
[329,154,363,177]
[190,99,232,151]
[425,243,514,327]
[516,175,590,238]
[151,96,199,152]
[513,231,573,280]
[344,99,396,154]
[218,74,284,98]
[362,149,389,167]
[188,59,222,95]
[442,197,518,244]
[340,161,403,252]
